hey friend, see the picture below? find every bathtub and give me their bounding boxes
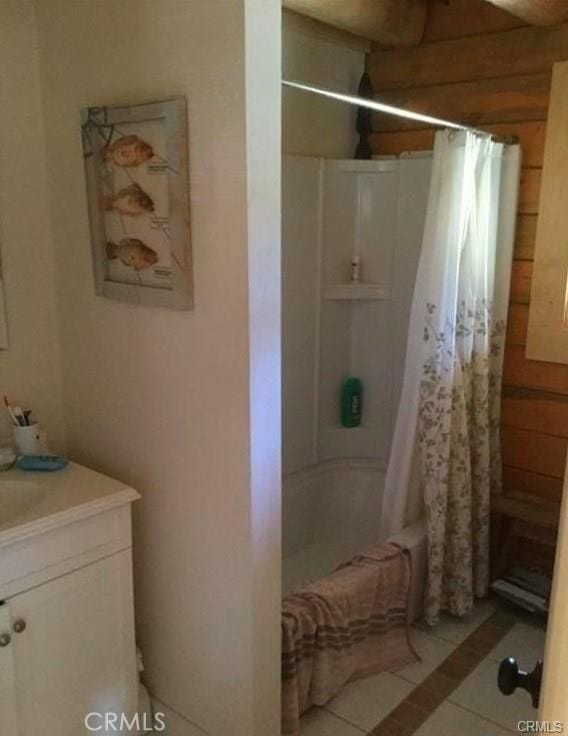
[386,519,427,623]
[282,462,427,621]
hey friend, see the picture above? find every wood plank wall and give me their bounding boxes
[367,0,568,563]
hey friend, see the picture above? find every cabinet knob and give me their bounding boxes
[0,632,11,647]
[13,619,26,634]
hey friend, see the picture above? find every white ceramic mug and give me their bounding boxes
[13,424,41,456]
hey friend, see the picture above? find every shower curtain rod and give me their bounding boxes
[282,80,518,145]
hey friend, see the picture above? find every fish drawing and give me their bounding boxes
[104,135,154,167]
[106,239,159,271]
[103,183,154,216]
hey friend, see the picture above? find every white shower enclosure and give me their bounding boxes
[282,154,432,593]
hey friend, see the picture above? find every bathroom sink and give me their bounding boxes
[0,464,138,547]
[0,479,46,526]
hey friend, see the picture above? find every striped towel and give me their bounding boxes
[281,542,418,735]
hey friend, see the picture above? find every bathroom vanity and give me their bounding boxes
[0,462,140,735]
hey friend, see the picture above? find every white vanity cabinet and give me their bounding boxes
[0,604,18,733]
[0,464,140,736]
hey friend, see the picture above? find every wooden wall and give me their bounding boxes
[368,0,568,528]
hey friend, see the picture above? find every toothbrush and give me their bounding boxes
[12,406,26,427]
[3,396,18,426]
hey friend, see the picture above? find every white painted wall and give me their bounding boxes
[0,0,65,451]
[34,2,281,735]
[282,20,364,158]
[245,4,282,732]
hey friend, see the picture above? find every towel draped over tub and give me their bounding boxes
[281,542,417,735]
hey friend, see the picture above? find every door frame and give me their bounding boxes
[539,450,568,723]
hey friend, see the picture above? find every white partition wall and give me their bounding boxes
[35,2,281,734]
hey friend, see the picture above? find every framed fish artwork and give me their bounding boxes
[80,97,193,309]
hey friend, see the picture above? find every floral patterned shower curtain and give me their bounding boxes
[380,130,521,625]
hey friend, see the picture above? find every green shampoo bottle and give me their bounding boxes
[341,376,362,428]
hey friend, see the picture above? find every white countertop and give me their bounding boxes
[0,462,140,548]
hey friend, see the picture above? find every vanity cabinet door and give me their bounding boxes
[0,603,19,734]
[9,550,137,736]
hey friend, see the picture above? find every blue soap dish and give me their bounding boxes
[17,455,68,472]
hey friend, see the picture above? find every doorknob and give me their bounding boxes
[498,657,543,708]
[13,619,26,634]
[0,632,11,647]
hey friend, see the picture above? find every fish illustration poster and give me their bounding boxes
[81,98,193,310]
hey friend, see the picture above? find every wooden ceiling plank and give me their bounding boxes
[282,8,372,52]
[282,0,427,46]
[484,0,568,26]
[424,0,526,42]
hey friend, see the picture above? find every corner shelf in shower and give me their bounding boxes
[323,283,392,301]
[332,422,377,430]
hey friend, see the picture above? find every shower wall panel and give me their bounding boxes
[282,156,322,475]
[282,154,431,576]
[282,154,432,473]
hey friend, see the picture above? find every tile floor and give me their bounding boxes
[299,600,546,735]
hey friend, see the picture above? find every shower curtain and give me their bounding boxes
[380,130,521,625]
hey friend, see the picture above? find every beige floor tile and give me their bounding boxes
[393,628,456,684]
[488,622,547,668]
[324,672,414,731]
[414,701,514,736]
[449,657,536,731]
[300,708,365,736]
[417,599,496,645]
